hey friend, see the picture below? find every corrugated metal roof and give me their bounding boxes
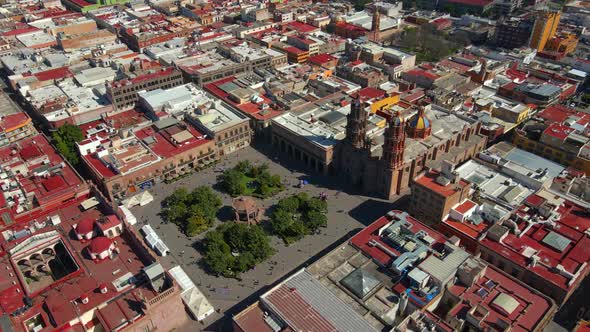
[264,270,379,332]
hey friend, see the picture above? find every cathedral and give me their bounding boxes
[335,94,487,200]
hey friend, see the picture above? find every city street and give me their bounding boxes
[129,145,405,331]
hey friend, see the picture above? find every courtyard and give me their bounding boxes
[129,145,407,331]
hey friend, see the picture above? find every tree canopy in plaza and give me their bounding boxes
[202,222,273,277]
[161,186,222,236]
[270,193,328,245]
[220,160,284,198]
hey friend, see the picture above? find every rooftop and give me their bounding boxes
[414,169,470,198]
[134,121,212,159]
[455,156,546,207]
[204,76,283,121]
[446,189,590,293]
[0,199,165,332]
[444,260,554,331]
[0,135,87,226]
[261,269,379,332]
[82,134,161,179]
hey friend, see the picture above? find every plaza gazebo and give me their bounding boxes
[232,196,262,225]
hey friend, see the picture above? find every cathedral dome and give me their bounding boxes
[406,107,432,139]
[408,111,430,130]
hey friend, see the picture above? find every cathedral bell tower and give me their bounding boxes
[370,5,381,42]
[345,93,368,150]
[382,112,405,170]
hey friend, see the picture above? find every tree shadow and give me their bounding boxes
[216,205,235,222]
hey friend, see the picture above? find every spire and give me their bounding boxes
[345,93,368,149]
[382,112,405,169]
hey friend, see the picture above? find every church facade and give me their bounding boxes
[335,94,487,200]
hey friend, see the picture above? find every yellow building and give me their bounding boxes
[514,132,590,174]
[491,104,530,124]
[529,10,561,52]
[545,32,579,55]
[369,94,400,114]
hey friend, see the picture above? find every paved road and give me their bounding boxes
[130,145,403,331]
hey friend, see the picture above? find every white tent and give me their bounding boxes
[140,224,169,256]
[182,288,215,321]
[168,266,214,321]
[119,206,137,225]
[122,191,154,208]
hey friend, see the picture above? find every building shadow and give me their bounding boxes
[348,197,408,226]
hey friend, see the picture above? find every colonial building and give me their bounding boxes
[335,94,486,199]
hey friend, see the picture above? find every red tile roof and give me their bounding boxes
[89,236,112,254]
[41,175,67,192]
[406,69,440,81]
[447,265,553,331]
[359,87,386,100]
[1,26,39,37]
[308,53,337,66]
[32,66,74,82]
[285,21,318,33]
[537,104,579,123]
[414,170,470,198]
[233,304,276,332]
[0,113,31,132]
[454,199,476,214]
[133,123,211,159]
[76,218,95,235]
[350,210,446,266]
[542,123,574,140]
[0,135,87,225]
[204,77,283,121]
[477,200,590,292]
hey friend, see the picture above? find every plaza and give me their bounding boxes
[129,145,406,330]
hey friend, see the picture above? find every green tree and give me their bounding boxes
[186,211,210,236]
[270,193,328,244]
[277,195,300,213]
[161,186,221,236]
[190,186,222,222]
[304,197,327,213]
[304,210,327,232]
[163,188,189,208]
[235,160,252,173]
[234,252,255,273]
[202,223,273,277]
[221,169,247,196]
[354,0,371,11]
[203,230,232,275]
[243,224,273,260]
[270,209,294,235]
[163,201,187,224]
[52,123,84,166]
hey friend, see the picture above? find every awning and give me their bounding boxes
[80,197,100,210]
[122,191,154,208]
